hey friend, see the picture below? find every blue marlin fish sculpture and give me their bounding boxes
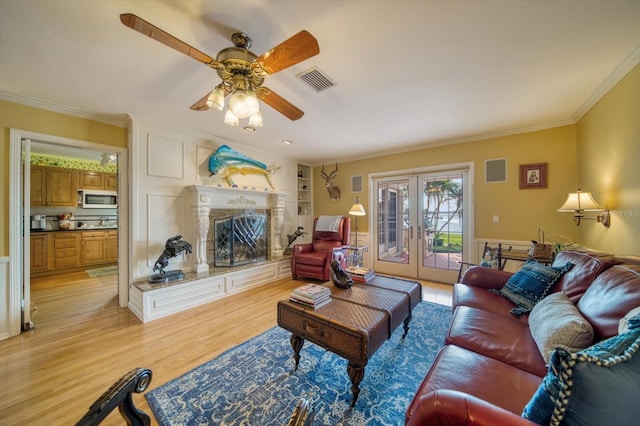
[208,145,279,189]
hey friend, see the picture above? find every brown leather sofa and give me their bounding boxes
[405,249,640,425]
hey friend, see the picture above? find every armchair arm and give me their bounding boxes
[405,390,537,426]
[460,266,514,290]
[292,243,313,256]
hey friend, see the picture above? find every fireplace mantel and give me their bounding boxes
[186,185,288,273]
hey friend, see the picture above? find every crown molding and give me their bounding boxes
[0,91,128,127]
[571,43,640,122]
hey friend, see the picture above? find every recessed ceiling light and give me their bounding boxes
[282,139,293,145]
[243,126,256,132]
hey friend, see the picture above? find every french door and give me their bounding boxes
[372,167,472,283]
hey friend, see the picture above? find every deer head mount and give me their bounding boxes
[321,163,341,202]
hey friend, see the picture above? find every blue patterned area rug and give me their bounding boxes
[146,301,451,426]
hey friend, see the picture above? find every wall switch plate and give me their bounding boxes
[492,215,499,224]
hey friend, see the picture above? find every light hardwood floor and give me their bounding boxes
[0,272,452,425]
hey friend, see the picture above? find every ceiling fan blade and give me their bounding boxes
[120,13,223,70]
[190,93,211,111]
[256,87,304,121]
[254,30,319,75]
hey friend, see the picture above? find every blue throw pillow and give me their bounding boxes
[491,259,574,317]
[522,328,640,425]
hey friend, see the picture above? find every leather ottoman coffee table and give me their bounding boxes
[277,276,422,406]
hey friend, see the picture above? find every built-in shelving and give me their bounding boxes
[296,164,313,244]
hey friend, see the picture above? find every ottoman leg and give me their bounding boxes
[347,362,365,407]
[290,334,305,371]
[402,312,412,338]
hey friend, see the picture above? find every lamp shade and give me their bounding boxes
[206,85,225,111]
[558,190,603,212]
[349,203,366,216]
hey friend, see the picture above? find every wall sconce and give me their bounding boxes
[557,189,610,227]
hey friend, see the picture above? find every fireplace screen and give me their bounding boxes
[213,212,268,266]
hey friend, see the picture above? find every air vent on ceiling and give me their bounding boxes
[296,66,336,93]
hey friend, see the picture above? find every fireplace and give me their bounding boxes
[187,185,286,274]
[211,210,269,266]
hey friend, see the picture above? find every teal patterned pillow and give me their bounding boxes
[491,260,574,317]
[522,328,640,425]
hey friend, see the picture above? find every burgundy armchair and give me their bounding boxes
[291,216,351,281]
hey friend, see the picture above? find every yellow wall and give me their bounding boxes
[0,100,127,256]
[576,64,640,254]
[313,125,579,243]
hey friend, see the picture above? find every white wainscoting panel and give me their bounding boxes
[147,134,184,179]
[0,257,10,340]
[146,193,187,268]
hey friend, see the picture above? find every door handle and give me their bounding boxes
[410,226,413,239]
[418,225,422,240]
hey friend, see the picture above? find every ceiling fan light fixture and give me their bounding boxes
[224,107,239,126]
[245,89,260,116]
[206,85,225,111]
[229,89,252,118]
[249,110,263,127]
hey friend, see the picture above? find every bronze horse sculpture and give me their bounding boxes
[150,235,192,283]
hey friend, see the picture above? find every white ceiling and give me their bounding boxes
[1,0,639,164]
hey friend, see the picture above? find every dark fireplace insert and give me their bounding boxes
[213,211,268,267]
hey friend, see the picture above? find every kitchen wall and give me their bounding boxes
[0,99,127,256]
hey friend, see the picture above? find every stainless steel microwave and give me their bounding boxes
[79,190,118,209]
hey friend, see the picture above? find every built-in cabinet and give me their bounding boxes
[30,230,117,276]
[79,170,117,191]
[30,233,49,273]
[53,232,81,269]
[31,166,117,207]
[296,164,313,244]
[31,166,78,207]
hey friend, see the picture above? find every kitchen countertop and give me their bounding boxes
[31,226,118,232]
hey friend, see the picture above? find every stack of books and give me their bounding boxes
[289,284,331,309]
[346,266,376,283]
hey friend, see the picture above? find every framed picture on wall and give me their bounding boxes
[519,163,548,189]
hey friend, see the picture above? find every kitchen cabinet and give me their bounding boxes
[79,171,105,190]
[106,230,118,262]
[81,231,108,265]
[105,173,118,190]
[46,167,78,206]
[79,171,118,191]
[30,166,47,206]
[53,232,80,269]
[30,166,78,207]
[30,233,49,273]
[30,230,118,277]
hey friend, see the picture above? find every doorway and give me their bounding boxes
[8,129,128,336]
[371,164,473,284]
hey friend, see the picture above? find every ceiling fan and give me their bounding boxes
[120,13,320,127]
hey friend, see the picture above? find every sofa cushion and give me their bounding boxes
[578,264,640,341]
[529,292,594,363]
[446,306,547,376]
[452,283,529,322]
[551,249,619,302]
[409,344,543,417]
[491,260,574,317]
[522,328,640,425]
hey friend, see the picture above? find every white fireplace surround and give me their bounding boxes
[187,185,287,274]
